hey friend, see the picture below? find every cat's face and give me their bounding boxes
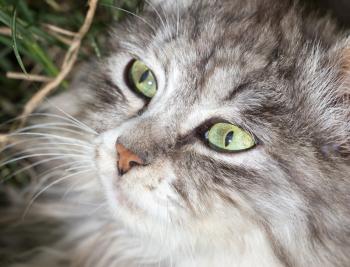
[82,0,349,255]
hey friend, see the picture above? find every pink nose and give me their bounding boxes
[116,143,144,175]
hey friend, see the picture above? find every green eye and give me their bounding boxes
[128,60,157,98]
[205,122,256,152]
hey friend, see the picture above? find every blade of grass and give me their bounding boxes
[2,6,65,85]
[89,35,101,58]
[11,6,27,74]
[0,9,62,45]
[0,35,43,62]
[0,46,13,70]
[24,41,58,76]
[23,41,68,88]
[17,0,34,24]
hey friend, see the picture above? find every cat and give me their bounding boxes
[0,0,350,266]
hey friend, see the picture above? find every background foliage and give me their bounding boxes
[0,0,142,131]
[0,0,142,184]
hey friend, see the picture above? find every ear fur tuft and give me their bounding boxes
[341,46,350,100]
[342,47,350,73]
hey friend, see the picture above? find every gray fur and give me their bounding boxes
[1,0,350,266]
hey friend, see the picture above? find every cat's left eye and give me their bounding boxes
[205,122,256,153]
[127,60,157,98]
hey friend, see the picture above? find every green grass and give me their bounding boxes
[0,0,142,185]
[0,0,142,127]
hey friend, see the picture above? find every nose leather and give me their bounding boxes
[116,143,144,175]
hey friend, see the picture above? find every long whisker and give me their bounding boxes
[0,137,93,154]
[157,0,173,40]
[61,176,89,200]
[2,145,90,163]
[44,99,98,135]
[12,125,92,138]
[30,163,94,196]
[101,3,171,62]
[0,113,92,134]
[1,157,92,184]
[22,168,92,219]
[0,153,89,171]
[87,203,109,216]
[13,122,94,136]
[101,4,157,34]
[42,161,93,178]
[5,132,91,146]
[144,0,168,38]
[31,113,94,134]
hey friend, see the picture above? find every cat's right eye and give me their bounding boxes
[127,60,157,99]
[204,122,256,153]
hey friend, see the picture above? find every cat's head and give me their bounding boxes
[79,0,350,260]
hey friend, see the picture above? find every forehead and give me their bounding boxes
[111,1,331,134]
[137,17,281,115]
[137,41,282,137]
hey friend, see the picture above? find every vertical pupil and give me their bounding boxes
[139,70,150,83]
[225,131,234,147]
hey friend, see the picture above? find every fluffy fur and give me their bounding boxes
[1,0,350,266]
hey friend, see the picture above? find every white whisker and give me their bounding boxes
[13,122,94,136]
[5,132,91,146]
[61,176,89,200]
[13,126,90,138]
[1,145,90,165]
[37,163,93,185]
[158,0,173,40]
[1,156,92,184]
[0,153,89,171]
[44,99,98,135]
[6,145,88,157]
[28,163,94,197]
[86,202,109,216]
[22,168,92,219]
[144,0,168,37]
[102,4,157,35]
[0,112,89,132]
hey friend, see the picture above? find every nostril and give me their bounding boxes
[129,160,141,169]
[115,142,145,175]
[117,162,125,176]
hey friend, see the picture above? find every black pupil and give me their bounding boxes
[225,131,234,147]
[139,70,149,83]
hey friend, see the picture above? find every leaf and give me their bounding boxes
[11,6,27,74]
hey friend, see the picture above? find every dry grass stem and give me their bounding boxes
[7,72,53,82]
[0,27,11,36]
[0,134,9,147]
[19,0,99,127]
[43,23,76,37]
[48,32,73,46]
[45,0,68,12]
